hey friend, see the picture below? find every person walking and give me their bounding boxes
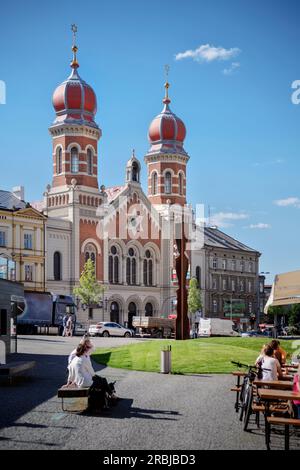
[66,315,74,337]
[62,313,68,337]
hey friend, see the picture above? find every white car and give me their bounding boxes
[73,323,88,336]
[88,322,133,337]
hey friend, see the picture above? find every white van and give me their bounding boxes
[198,318,239,337]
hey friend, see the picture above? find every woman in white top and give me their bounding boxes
[68,337,94,366]
[256,344,283,381]
[67,343,95,388]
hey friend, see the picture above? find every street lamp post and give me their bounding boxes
[256,271,270,330]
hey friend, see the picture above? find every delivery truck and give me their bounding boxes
[198,318,239,337]
[17,291,76,334]
[132,316,175,338]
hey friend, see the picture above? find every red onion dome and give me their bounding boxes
[52,44,98,128]
[148,83,186,143]
[147,82,187,156]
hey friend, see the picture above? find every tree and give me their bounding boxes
[267,305,285,318]
[188,277,202,334]
[73,259,105,311]
[289,304,300,329]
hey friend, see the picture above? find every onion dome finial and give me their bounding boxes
[51,24,98,129]
[70,24,79,69]
[163,64,171,104]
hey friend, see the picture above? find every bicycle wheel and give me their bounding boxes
[243,385,253,431]
[239,379,248,422]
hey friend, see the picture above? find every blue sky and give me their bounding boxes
[0,0,299,283]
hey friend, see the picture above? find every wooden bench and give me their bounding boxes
[267,416,300,450]
[57,386,90,411]
[252,402,292,428]
[0,361,36,384]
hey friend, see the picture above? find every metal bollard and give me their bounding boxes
[160,345,171,374]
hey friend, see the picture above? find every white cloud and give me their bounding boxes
[223,62,240,76]
[253,159,285,168]
[274,197,300,208]
[175,44,241,63]
[206,212,249,228]
[248,223,272,229]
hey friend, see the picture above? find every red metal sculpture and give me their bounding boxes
[175,220,190,340]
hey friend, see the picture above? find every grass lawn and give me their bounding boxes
[92,337,295,374]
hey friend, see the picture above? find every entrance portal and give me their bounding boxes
[145,302,153,317]
[110,301,120,323]
[128,302,137,329]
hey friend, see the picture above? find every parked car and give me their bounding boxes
[73,323,88,336]
[241,331,256,337]
[88,322,134,337]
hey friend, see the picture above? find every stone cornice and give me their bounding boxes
[49,124,101,140]
[144,153,189,165]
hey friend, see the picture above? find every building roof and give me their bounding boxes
[204,226,260,254]
[31,200,45,212]
[0,190,27,210]
[105,185,126,203]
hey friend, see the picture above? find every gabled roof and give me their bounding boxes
[17,206,47,219]
[204,226,260,254]
[0,190,26,210]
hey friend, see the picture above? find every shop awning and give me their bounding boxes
[264,270,300,313]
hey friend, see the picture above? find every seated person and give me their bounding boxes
[68,336,94,366]
[66,343,118,410]
[269,339,287,366]
[67,343,95,388]
[293,364,300,419]
[255,344,283,381]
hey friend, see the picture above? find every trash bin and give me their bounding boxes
[160,345,171,374]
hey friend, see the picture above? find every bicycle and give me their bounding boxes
[231,361,270,431]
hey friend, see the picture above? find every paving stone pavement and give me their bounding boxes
[0,335,298,450]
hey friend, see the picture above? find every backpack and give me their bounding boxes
[256,358,263,380]
[88,376,116,412]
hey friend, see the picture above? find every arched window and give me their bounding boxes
[165,172,172,194]
[56,147,62,175]
[110,301,120,323]
[196,266,201,288]
[128,302,137,329]
[126,247,137,285]
[132,162,139,182]
[71,147,79,173]
[152,172,158,195]
[179,172,183,196]
[87,148,93,175]
[145,302,153,317]
[143,249,153,286]
[109,245,119,284]
[84,243,97,270]
[53,252,61,281]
